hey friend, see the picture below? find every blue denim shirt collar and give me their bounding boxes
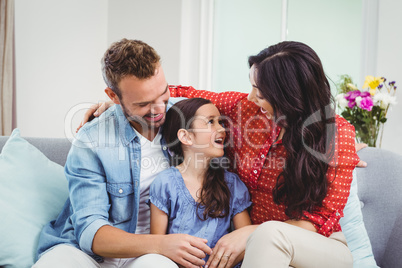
[114,104,139,146]
[115,104,169,159]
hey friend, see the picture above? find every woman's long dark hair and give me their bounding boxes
[163,98,231,220]
[248,41,336,219]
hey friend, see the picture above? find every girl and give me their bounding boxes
[148,98,252,268]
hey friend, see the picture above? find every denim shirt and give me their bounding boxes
[36,98,185,260]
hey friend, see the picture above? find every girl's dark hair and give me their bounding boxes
[248,41,336,219]
[163,98,231,220]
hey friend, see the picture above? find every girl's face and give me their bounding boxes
[187,103,226,159]
[247,64,274,120]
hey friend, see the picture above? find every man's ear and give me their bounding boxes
[105,87,121,105]
[177,129,193,146]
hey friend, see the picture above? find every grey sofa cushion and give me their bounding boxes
[356,147,402,268]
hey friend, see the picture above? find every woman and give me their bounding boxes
[173,41,358,268]
[82,41,361,267]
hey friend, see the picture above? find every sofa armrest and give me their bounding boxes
[356,147,402,268]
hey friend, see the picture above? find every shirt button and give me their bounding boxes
[119,188,123,194]
[253,170,258,174]
[261,154,265,158]
[162,146,167,150]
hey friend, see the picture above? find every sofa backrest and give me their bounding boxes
[0,136,71,166]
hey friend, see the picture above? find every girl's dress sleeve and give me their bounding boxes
[148,171,172,215]
[225,171,253,217]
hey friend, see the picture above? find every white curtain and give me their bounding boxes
[0,0,15,136]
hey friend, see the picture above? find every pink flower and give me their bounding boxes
[360,91,370,98]
[344,90,372,110]
[345,90,361,101]
[359,96,374,111]
[348,100,356,109]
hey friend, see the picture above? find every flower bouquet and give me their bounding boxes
[336,75,397,147]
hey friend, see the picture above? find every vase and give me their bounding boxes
[355,122,383,148]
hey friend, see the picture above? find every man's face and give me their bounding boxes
[108,65,170,135]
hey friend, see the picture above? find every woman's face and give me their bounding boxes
[247,64,274,119]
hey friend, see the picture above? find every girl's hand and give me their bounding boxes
[205,225,258,268]
[76,100,115,132]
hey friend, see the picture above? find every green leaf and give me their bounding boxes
[336,75,356,94]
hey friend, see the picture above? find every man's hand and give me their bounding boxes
[355,142,368,167]
[76,100,115,132]
[159,234,212,268]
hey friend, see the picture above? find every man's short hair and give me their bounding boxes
[101,39,161,98]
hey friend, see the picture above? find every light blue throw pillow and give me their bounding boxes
[340,169,378,267]
[0,129,69,268]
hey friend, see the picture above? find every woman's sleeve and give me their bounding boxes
[226,172,253,217]
[169,85,248,117]
[303,118,361,237]
[148,173,171,215]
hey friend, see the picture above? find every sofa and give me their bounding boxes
[0,131,402,268]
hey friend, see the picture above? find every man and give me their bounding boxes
[39,38,368,268]
[34,39,211,268]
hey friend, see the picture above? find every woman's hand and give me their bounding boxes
[205,225,258,268]
[76,100,115,132]
[355,142,368,167]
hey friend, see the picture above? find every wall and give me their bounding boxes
[212,0,362,94]
[212,0,282,93]
[106,0,182,85]
[376,0,402,153]
[15,0,108,138]
[13,0,402,155]
[287,0,362,89]
[212,0,401,154]
[14,0,182,139]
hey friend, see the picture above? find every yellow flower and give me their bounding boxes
[363,76,384,95]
